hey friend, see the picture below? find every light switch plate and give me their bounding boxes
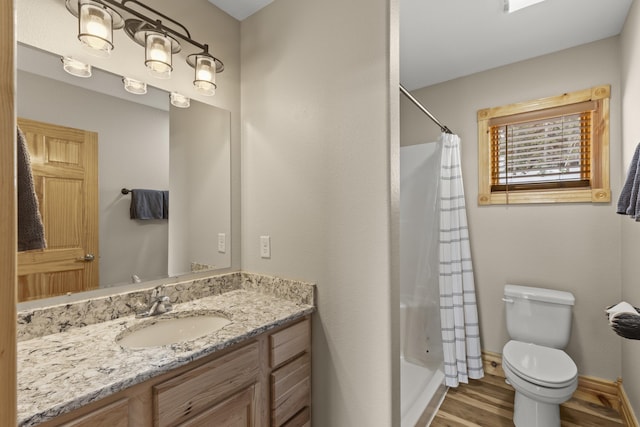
[218,233,226,253]
[260,235,271,258]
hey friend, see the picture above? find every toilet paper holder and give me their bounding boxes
[607,303,640,340]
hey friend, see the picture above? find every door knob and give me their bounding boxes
[81,253,95,262]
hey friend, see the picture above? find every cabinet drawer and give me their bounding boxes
[271,353,311,426]
[154,342,259,427]
[177,385,255,427]
[60,398,129,427]
[270,318,310,368]
[281,407,310,427]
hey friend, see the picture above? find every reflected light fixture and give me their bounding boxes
[504,0,546,13]
[170,92,190,108]
[65,0,223,92]
[122,77,147,94]
[61,56,92,77]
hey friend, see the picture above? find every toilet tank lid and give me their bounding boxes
[505,284,575,306]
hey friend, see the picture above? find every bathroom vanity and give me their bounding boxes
[17,273,315,427]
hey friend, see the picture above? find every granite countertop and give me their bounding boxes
[18,282,314,427]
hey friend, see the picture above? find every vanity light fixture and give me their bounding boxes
[187,51,218,96]
[61,56,92,78]
[503,0,546,13]
[143,31,176,79]
[170,92,190,108]
[65,0,224,91]
[67,0,124,57]
[122,77,147,94]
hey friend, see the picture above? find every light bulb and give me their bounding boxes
[149,42,169,62]
[196,64,213,81]
[85,16,109,41]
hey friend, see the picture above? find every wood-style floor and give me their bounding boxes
[430,374,625,427]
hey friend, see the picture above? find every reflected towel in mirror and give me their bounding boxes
[130,189,167,220]
[162,190,169,219]
[17,126,46,251]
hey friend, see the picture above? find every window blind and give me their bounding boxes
[490,109,592,191]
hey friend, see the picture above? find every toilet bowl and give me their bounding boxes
[502,340,578,427]
[502,284,577,426]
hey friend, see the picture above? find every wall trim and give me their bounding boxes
[618,378,640,427]
[482,351,638,426]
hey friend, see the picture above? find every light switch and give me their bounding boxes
[260,235,271,258]
[218,233,226,253]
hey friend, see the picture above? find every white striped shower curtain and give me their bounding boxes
[438,133,484,387]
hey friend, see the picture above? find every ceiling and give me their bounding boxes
[208,0,273,21]
[209,0,633,90]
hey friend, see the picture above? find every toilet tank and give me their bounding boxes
[504,284,575,349]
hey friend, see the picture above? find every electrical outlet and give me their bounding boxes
[218,233,226,253]
[260,235,271,258]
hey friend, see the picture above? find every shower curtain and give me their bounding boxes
[438,133,484,387]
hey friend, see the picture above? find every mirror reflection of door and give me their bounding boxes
[17,118,98,302]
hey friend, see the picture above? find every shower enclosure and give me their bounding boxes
[400,141,447,426]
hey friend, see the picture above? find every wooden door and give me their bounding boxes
[17,117,99,302]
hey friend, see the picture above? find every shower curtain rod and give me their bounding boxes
[399,84,453,134]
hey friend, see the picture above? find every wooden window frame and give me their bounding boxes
[477,85,611,205]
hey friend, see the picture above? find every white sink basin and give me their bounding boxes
[117,314,231,349]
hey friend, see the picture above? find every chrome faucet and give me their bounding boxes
[136,285,173,318]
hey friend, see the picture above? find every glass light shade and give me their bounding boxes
[145,32,172,79]
[193,55,216,96]
[122,77,147,95]
[61,57,92,78]
[170,92,190,108]
[78,1,114,56]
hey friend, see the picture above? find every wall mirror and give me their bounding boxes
[16,43,231,303]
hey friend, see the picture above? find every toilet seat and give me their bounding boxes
[503,340,577,388]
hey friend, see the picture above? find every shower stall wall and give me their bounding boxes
[400,142,446,427]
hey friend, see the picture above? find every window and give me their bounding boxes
[477,85,610,205]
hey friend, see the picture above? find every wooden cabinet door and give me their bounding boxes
[17,117,99,301]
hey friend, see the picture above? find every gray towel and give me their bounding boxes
[617,143,640,221]
[130,189,166,220]
[17,126,46,251]
[162,190,169,219]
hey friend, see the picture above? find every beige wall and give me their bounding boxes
[620,0,640,412]
[401,37,623,381]
[241,0,399,425]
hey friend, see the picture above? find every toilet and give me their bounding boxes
[502,284,578,427]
